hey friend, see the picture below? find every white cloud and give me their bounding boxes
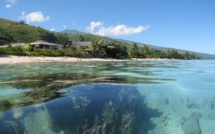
[50,28,56,31]
[86,21,103,33]
[6,4,12,8]
[5,0,17,8]
[6,0,17,4]
[86,21,149,36]
[19,12,50,23]
[63,25,67,29]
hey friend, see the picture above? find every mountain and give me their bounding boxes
[0,18,214,59]
[61,30,86,35]
[59,30,113,43]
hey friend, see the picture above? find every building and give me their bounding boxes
[30,40,62,50]
[11,43,26,47]
[72,41,92,50]
[0,43,26,48]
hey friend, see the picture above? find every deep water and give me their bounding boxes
[0,60,215,134]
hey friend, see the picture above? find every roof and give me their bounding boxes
[73,41,92,49]
[30,40,60,46]
[0,43,26,48]
[11,43,26,47]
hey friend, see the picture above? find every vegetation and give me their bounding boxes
[127,43,198,59]
[92,40,127,58]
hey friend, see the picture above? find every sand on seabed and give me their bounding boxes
[0,56,175,64]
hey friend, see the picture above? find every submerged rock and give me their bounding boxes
[182,112,201,134]
[208,112,215,120]
[0,120,25,134]
[46,84,144,134]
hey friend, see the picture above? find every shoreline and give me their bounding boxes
[0,56,176,64]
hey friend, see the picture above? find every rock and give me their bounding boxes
[0,120,25,134]
[208,112,215,120]
[46,84,144,134]
[182,112,201,134]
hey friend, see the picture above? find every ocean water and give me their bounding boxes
[0,60,215,134]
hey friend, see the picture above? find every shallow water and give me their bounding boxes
[0,60,215,134]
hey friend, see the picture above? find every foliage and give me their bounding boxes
[129,43,139,58]
[91,40,128,58]
[0,46,26,56]
[141,45,151,58]
[78,35,85,41]
[167,49,183,59]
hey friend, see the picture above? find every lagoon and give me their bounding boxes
[0,60,215,134]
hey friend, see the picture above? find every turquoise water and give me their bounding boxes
[0,60,215,134]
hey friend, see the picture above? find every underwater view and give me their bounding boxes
[0,60,215,134]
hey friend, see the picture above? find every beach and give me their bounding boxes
[0,56,172,64]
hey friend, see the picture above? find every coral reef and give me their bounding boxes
[46,84,144,134]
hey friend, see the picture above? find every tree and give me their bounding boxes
[78,35,85,41]
[129,43,139,58]
[167,49,183,59]
[151,49,167,58]
[23,43,32,55]
[183,52,198,59]
[142,45,151,58]
[19,20,25,24]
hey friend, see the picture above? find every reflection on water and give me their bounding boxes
[0,60,215,134]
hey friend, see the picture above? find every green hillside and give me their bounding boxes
[0,18,71,45]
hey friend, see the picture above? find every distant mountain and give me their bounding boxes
[61,30,86,36]
[59,30,112,43]
[0,18,214,59]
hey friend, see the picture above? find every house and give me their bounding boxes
[0,43,25,48]
[72,41,92,50]
[63,41,72,48]
[11,43,26,47]
[0,40,63,50]
[30,40,62,50]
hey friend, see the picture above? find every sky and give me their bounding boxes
[1,0,215,54]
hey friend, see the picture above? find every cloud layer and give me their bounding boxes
[19,12,50,23]
[86,21,149,36]
[5,0,17,8]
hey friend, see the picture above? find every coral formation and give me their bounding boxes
[46,84,144,134]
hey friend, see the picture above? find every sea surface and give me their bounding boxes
[0,60,215,134]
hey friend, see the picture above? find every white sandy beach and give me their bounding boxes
[0,56,172,64]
